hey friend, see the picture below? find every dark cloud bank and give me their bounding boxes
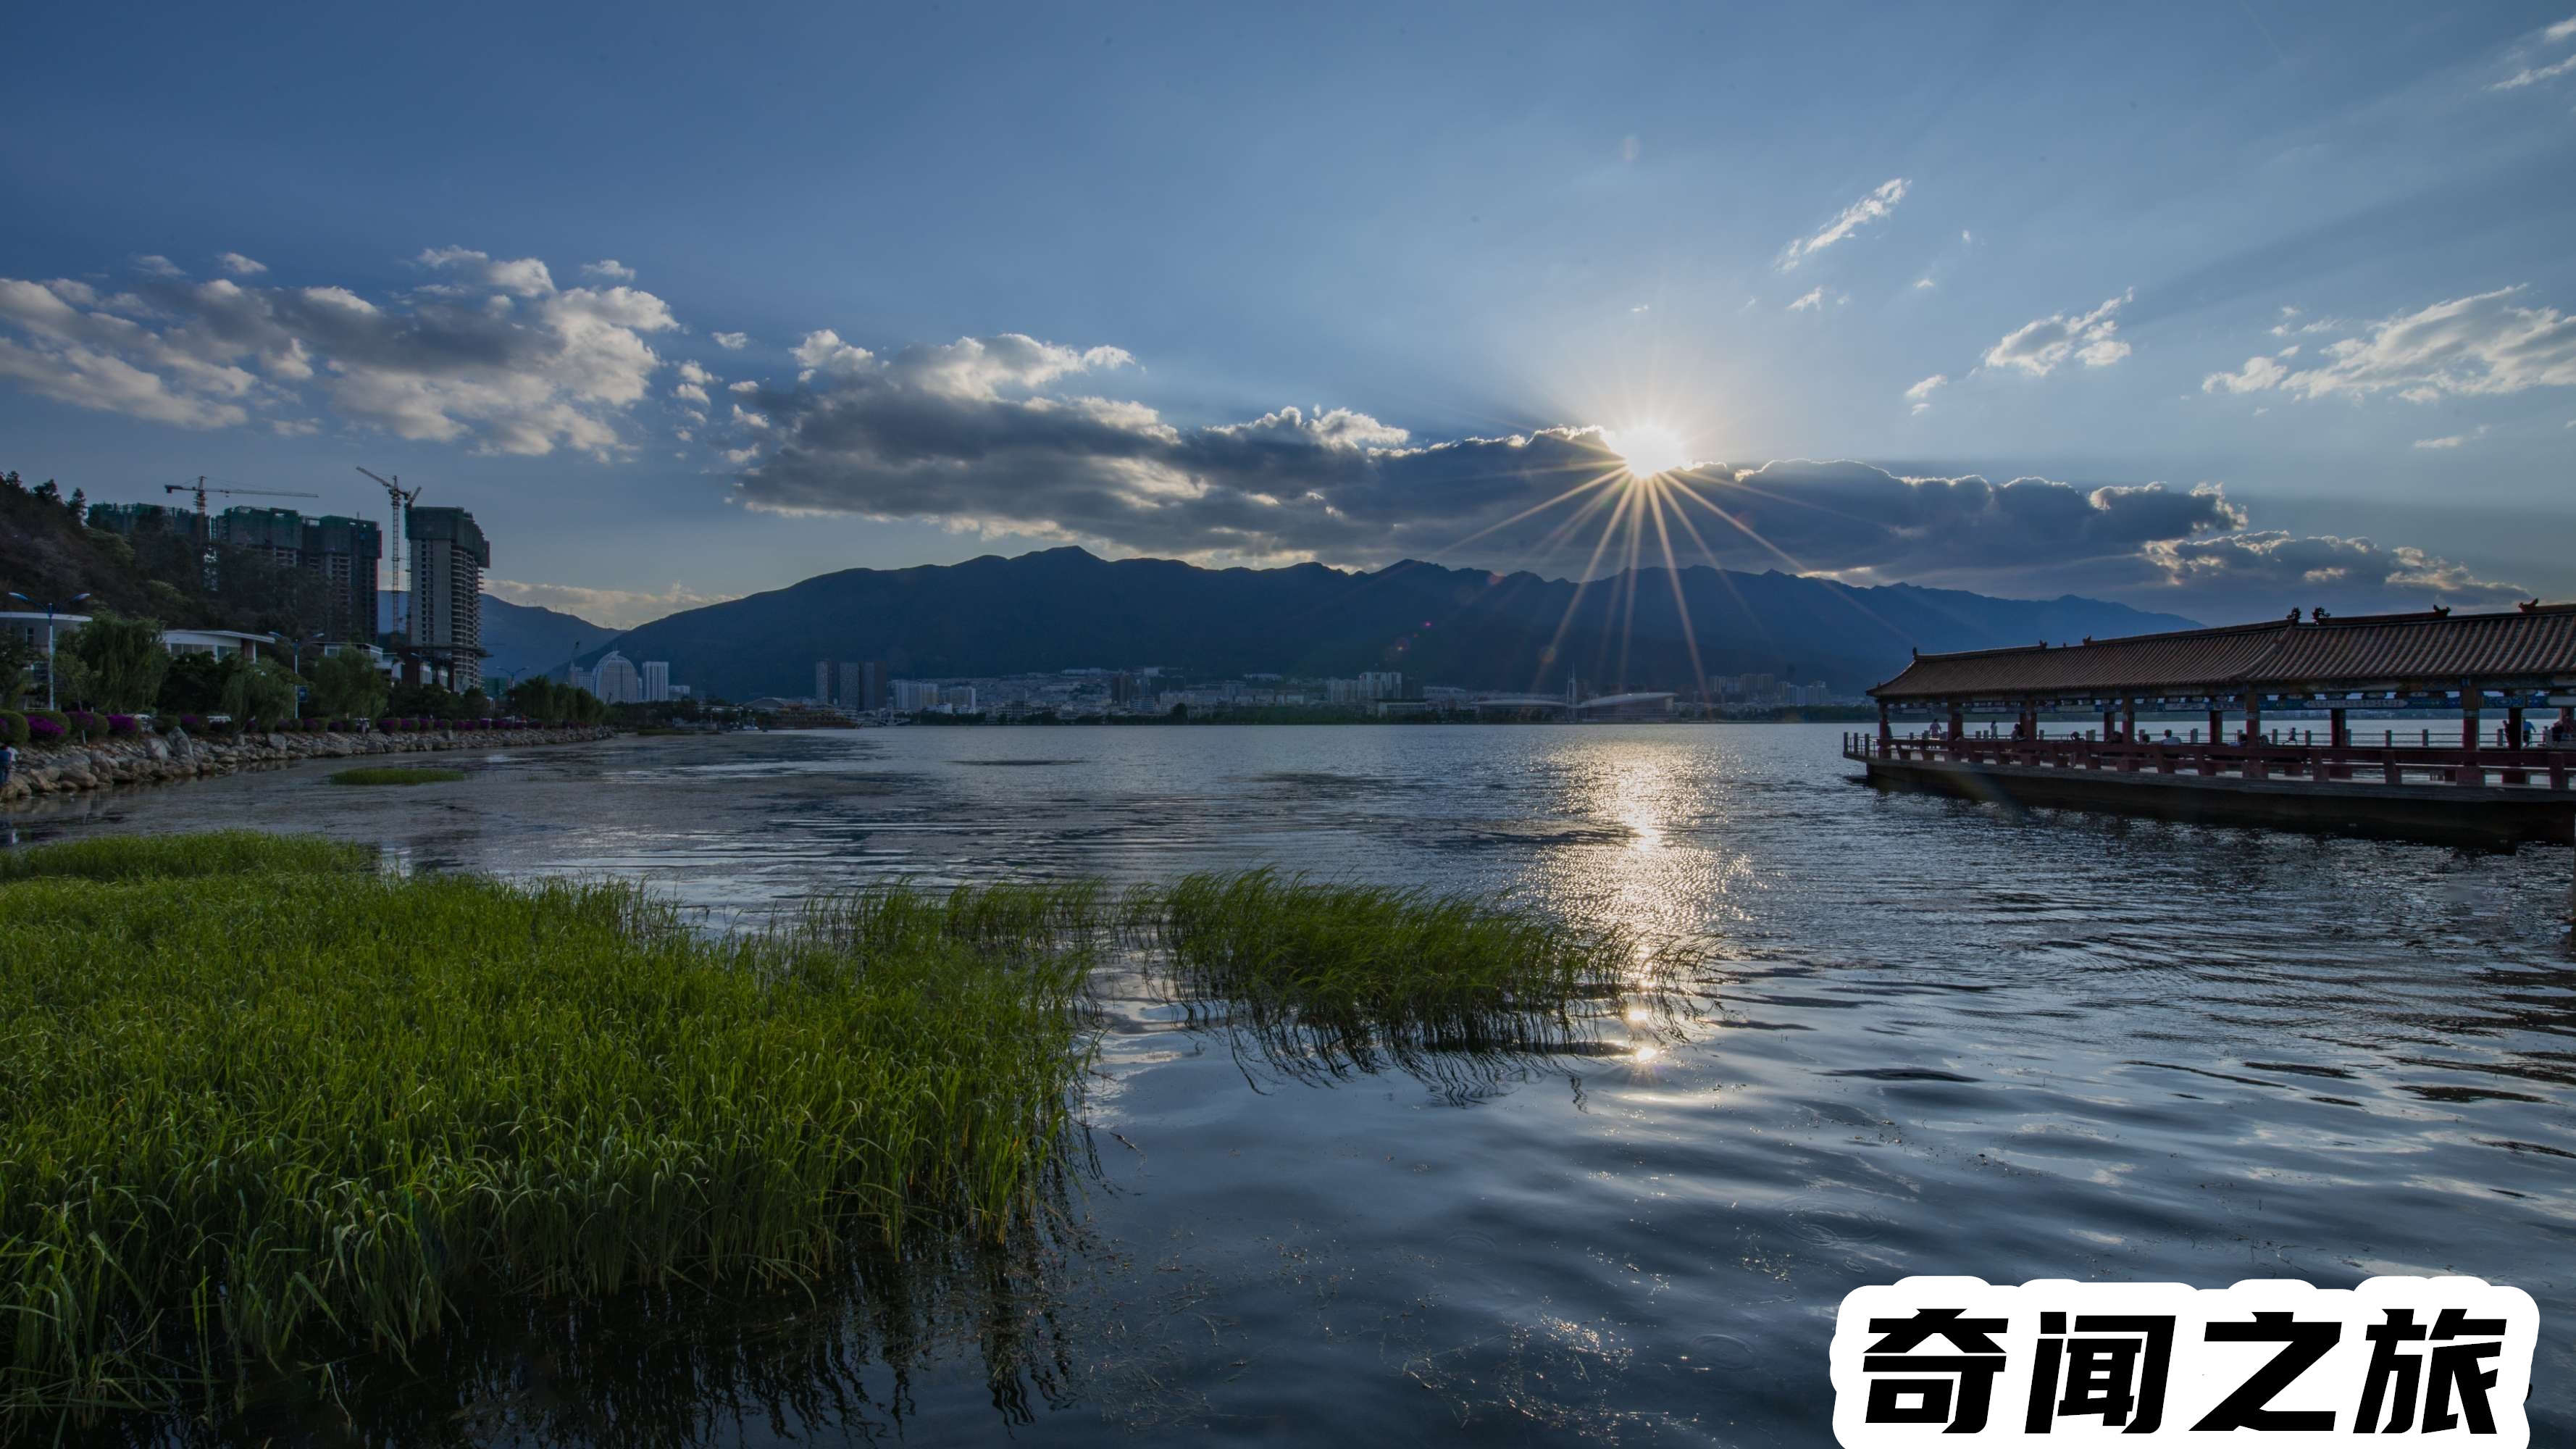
[732,331,2527,623]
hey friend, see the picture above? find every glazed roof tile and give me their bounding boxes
[1870,604,2576,701]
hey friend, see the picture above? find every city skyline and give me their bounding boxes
[2,4,2571,631]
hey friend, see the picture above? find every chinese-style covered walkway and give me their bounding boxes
[1846,602,2576,848]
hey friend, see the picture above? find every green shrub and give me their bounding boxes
[0,711,24,746]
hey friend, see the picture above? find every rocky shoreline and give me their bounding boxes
[1,725,617,806]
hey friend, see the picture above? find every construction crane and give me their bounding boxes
[163,476,319,519]
[162,477,319,590]
[356,467,422,643]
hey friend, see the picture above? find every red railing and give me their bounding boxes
[1841,731,2576,791]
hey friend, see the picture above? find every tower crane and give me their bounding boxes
[356,467,422,643]
[162,477,319,589]
[163,476,319,519]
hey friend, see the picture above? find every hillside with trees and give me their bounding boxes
[0,470,351,640]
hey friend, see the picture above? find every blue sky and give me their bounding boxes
[4,1,2570,627]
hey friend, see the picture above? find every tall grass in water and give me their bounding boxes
[0,837,1095,1422]
[0,829,372,882]
[1124,869,1689,1090]
[0,843,1686,1429]
[328,766,467,786]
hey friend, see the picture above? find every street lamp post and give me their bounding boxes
[269,631,327,674]
[271,632,327,719]
[7,591,91,711]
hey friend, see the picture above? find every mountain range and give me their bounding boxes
[477,596,620,680]
[566,548,2199,701]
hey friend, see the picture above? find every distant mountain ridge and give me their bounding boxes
[577,547,2199,701]
[479,595,620,680]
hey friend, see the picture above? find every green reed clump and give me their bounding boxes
[0,830,375,882]
[328,766,468,786]
[1121,869,1686,1088]
[1129,868,1644,1013]
[0,838,1095,1420]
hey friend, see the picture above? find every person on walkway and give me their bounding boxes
[0,741,15,790]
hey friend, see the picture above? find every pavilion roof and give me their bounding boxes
[1869,602,2576,703]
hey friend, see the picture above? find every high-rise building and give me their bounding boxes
[85,501,205,541]
[891,679,941,712]
[642,660,672,703]
[301,514,380,643]
[1359,670,1405,701]
[403,506,490,666]
[217,506,304,568]
[816,659,887,713]
[593,651,640,704]
[89,502,377,641]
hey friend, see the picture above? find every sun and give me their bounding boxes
[1605,423,1691,479]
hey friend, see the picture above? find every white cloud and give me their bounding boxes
[2493,53,2576,88]
[2201,287,2576,401]
[1904,374,1946,413]
[270,418,319,436]
[135,255,183,278]
[217,252,268,277]
[2201,347,2297,394]
[1912,277,1936,290]
[1984,291,2133,375]
[581,259,637,281]
[2492,17,2576,90]
[0,249,681,456]
[713,331,748,349]
[2412,434,2469,449]
[1778,178,1908,269]
[416,246,555,297]
[483,577,737,630]
[1788,287,1825,312]
[728,378,758,393]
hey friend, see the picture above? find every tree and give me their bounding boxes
[0,634,33,709]
[308,648,389,720]
[157,652,233,714]
[219,657,302,723]
[388,680,463,719]
[59,610,170,711]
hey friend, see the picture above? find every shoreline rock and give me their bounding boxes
[1,725,618,806]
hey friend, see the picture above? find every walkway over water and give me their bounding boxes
[1857,602,2576,848]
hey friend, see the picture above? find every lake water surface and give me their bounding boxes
[12,724,2573,1445]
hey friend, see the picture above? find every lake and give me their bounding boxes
[11,723,2572,1445]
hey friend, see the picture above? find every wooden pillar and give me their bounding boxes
[1876,699,1892,756]
[1946,702,1964,743]
[2207,704,2223,745]
[2243,690,2262,742]
[2458,681,2481,786]
[2506,704,2524,750]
